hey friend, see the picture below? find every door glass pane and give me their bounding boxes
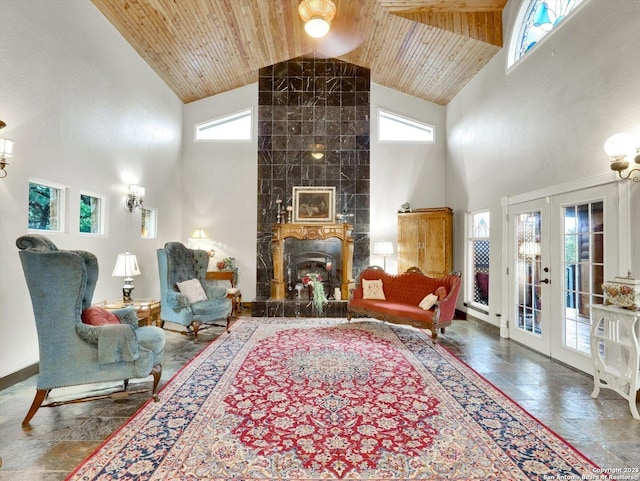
[516,211,542,335]
[563,201,604,354]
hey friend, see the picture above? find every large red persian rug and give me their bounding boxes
[67,318,601,480]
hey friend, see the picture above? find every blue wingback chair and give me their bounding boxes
[17,234,165,426]
[157,242,232,342]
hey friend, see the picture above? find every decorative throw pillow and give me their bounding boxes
[177,278,208,303]
[419,293,439,310]
[362,278,386,300]
[81,306,121,326]
[435,286,448,301]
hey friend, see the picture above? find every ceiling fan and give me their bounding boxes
[297,0,365,59]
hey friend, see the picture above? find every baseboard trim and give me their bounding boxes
[0,363,38,391]
[454,308,467,320]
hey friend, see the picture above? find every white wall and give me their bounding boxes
[369,84,446,272]
[445,0,640,324]
[182,86,259,300]
[0,0,183,378]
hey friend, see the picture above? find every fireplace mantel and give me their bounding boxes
[271,223,355,300]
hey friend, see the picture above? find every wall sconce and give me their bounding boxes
[373,240,394,271]
[298,0,336,39]
[187,228,215,257]
[604,129,640,182]
[126,184,145,212]
[112,251,141,303]
[0,120,15,179]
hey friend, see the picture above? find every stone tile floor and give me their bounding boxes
[1,316,639,480]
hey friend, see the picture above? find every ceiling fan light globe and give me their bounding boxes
[305,17,330,38]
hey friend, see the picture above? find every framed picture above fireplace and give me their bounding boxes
[292,186,335,223]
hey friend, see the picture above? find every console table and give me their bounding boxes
[590,304,640,419]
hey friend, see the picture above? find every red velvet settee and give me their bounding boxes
[347,267,461,343]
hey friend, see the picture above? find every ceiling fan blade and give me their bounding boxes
[310,5,365,59]
[314,29,364,58]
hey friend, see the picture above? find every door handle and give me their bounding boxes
[540,278,550,284]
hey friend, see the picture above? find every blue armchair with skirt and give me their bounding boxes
[157,242,232,342]
[16,234,165,426]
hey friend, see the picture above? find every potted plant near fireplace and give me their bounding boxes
[303,273,328,316]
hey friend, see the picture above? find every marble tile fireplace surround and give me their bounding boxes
[253,56,370,317]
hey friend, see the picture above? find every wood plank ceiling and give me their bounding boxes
[91,0,507,105]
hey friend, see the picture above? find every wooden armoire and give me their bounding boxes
[397,207,453,277]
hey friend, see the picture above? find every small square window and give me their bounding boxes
[28,180,66,232]
[141,207,157,238]
[79,192,105,235]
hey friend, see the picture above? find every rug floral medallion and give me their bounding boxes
[68,318,602,480]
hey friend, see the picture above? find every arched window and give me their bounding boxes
[507,0,587,69]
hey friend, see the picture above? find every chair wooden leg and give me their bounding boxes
[151,364,162,402]
[22,389,49,426]
[191,320,201,343]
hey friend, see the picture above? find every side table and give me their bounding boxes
[97,299,162,327]
[206,270,242,316]
[590,304,640,419]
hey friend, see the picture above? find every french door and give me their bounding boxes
[508,184,619,373]
[509,199,551,355]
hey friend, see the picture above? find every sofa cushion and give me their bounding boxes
[362,278,386,300]
[81,306,121,326]
[419,293,438,310]
[435,286,447,301]
[350,298,435,322]
[177,278,208,303]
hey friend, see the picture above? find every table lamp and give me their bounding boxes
[373,241,394,271]
[112,251,141,303]
[187,228,215,257]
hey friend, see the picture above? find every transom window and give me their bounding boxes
[378,109,434,142]
[508,0,587,69]
[195,108,252,141]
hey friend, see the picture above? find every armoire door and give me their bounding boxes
[397,214,421,273]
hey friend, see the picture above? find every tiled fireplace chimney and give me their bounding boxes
[254,57,371,314]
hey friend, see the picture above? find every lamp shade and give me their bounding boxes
[188,228,215,255]
[190,228,207,240]
[0,138,14,158]
[128,184,145,198]
[112,252,141,278]
[604,132,634,159]
[373,241,394,256]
